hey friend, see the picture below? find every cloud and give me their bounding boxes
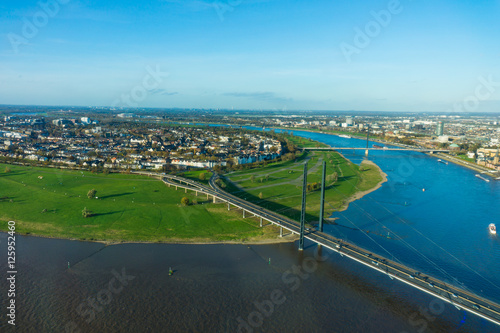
[223,91,293,103]
[148,88,178,96]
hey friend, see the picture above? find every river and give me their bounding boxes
[280,129,500,303]
[1,128,499,332]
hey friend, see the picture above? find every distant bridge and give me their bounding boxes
[302,147,450,153]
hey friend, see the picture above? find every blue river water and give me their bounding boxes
[262,128,500,304]
[1,125,499,332]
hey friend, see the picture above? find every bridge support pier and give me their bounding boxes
[365,149,369,156]
[185,188,187,193]
[228,203,230,211]
[207,193,209,200]
[260,217,263,227]
[195,191,197,196]
[243,210,246,218]
[175,186,177,190]
[280,226,283,237]
[213,196,216,204]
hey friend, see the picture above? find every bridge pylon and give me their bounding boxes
[299,163,307,251]
[319,161,326,232]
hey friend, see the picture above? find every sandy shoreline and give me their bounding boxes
[336,159,388,213]
[331,151,388,213]
[1,230,299,246]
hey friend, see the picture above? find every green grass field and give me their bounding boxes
[0,164,277,242]
[455,154,475,163]
[224,151,384,225]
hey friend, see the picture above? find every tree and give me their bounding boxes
[82,207,93,218]
[199,172,207,181]
[4,167,11,173]
[250,175,255,183]
[181,197,190,206]
[327,172,338,184]
[258,192,263,199]
[87,189,97,199]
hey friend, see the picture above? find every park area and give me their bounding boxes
[0,164,277,243]
[223,151,386,226]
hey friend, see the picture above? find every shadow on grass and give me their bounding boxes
[100,192,135,199]
[0,196,25,204]
[337,175,355,182]
[92,210,124,217]
[224,178,318,225]
[0,170,27,177]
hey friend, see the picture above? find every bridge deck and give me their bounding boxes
[302,147,450,152]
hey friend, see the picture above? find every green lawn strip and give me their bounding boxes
[286,135,329,148]
[455,154,475,163]
[0,164,277,242]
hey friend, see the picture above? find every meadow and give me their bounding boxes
[224,151,385,225]
[0,164,276,243]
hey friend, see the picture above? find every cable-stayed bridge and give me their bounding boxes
[147,171,500,327]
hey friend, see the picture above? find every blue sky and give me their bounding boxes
[1,0,500,111]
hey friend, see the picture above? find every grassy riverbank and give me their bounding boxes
[0,139,386,242]
[0,164,278,243]
[223,150,386,225]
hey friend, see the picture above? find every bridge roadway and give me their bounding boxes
[303,147,450,153]
[153,172,500,326]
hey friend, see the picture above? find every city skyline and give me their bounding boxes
[1,0,500,112]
